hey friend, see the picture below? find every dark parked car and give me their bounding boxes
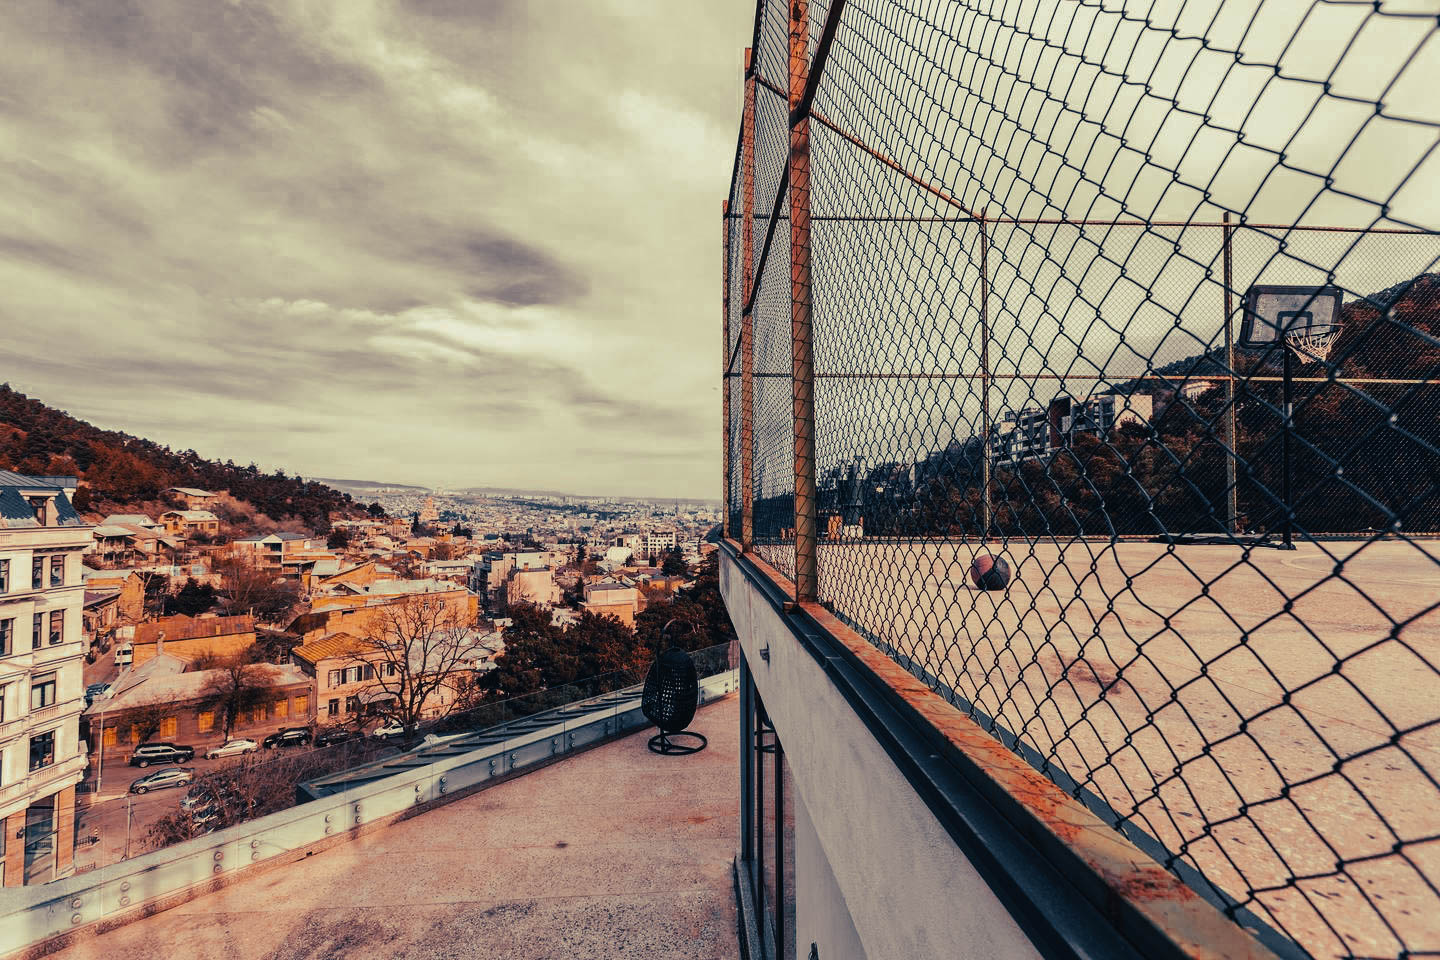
[313,727,355,747]
[128,743,195,767]
[84,682,111,707]
[130,767,195,794]
[262,727,312,749]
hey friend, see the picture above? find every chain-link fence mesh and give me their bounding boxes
[722,1,1439,957]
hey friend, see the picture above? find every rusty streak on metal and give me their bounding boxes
[723,199,732,540]
[790,0,818,604]
[741,48,756,552]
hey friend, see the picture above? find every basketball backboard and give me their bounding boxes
[1238,284,1342,349]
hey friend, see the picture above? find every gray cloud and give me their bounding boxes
[0,0,750,497]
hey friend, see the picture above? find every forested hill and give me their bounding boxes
[0,384,352,532]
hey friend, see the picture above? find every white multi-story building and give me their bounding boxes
[0,472,92,886]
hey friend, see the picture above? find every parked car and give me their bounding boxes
[261,727,312,749]
[190,804,222,827]
[181,782,250,812]
[203,739,258,760]
[130,767,195,794]
[370,720,406,740]
[84,682,112,707]
[313,727,355,747]
[128,743,195,767]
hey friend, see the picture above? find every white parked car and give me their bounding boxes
[371,721,406,740]
[204,739,258,760]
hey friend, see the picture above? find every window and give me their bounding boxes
[326,698,338,717]
[328,669,342,688]
[198,711,214,733]
[0,618,11,657]
[0,559,9,593]
[32,556,42,590]
[30,675,56,710]
[295,695,308,716]
[386,663,397,678]
[102,726,117,748]
[48,610,63,646]
[250,704,267,723]
[49,556,63,588]
[363,665,375,681]
[28,731,55,771]
[274,699,289,719]
[0,683,7,723]
[344,695,359,714]
[159,716,178,739]
[31,613,42,650]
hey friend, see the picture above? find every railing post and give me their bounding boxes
[723,199,732,540]
[979,209,992,542]
[741,48,756,552]
[789,0,818,603]
[1222,212,1239,535]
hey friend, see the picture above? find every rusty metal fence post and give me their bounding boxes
[723,199,732,540]
[741,48,756,552]
[789,0,818,602]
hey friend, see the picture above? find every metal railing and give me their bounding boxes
[721,2,1439,958]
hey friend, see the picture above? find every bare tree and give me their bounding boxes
[200,655,280,739]
[214,554,299,623]
[359,595,478,745]
[124,696,174,745]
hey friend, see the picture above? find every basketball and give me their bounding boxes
[970,552,1011,590]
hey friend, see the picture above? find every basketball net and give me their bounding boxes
[1285,325,1338,363]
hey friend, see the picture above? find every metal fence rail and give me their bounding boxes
[721,1,1439,958]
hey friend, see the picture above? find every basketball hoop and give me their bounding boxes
[1285,324,1338,363]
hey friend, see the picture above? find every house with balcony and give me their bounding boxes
[157,510,220,539]
[0,471,92,887]
[230,532,322,572]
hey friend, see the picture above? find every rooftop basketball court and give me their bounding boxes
[804,537,1438,959]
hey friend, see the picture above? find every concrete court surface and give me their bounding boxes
[46,695,741,960]
[795,537,1440,960]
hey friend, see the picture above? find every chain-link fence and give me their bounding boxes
[721,1,1439,958]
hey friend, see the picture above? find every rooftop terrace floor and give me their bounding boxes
[49,695,741,960]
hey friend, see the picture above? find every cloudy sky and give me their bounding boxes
[0,0,752,499]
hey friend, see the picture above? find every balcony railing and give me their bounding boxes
[0,753,86,810]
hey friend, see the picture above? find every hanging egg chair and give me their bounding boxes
[641,620,708,755]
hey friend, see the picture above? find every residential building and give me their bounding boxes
[126,614,256,666]
[166,488,219,510]
[158,510,220,538]
[504,567,561,609]
[83,655,312,763]
[641,530,677,560]
[287,581,478,642]
[580,582,638,626]
[230,532,322,572]
[0,471,92,886]
[80,568,145,636]
[291,629,498,727]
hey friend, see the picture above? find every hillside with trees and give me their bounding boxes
[0,384,354,532]
[787,272,1440,540]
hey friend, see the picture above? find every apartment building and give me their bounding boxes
[0,472,92,886]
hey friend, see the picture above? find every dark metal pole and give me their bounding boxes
[1222,212,1238,535]
[789,0,817,602]
[775,737,786,959]
[979,209,992,542]
[739,663,754,865]
[1282,345,1293,548]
